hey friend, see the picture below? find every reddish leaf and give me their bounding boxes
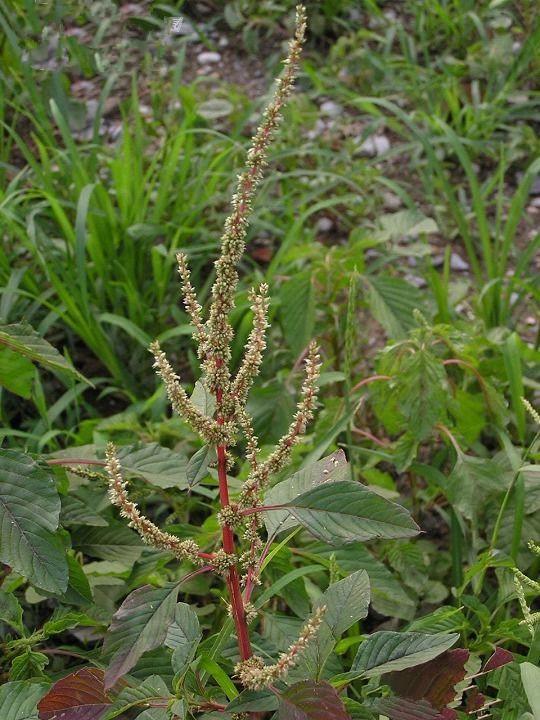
[278,680,350,720]
[440,710,457,720]
[373,697,448,720]
[38,668,111,719]
[386,648,469,710]
[482,647,513,673]
[465,688,485,713]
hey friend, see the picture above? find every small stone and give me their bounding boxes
[219,36,229,47]
[450,253,469,271]
[316,217,334,232]
[108,121,122,141]
[530,196,540,207]
[405,274,427,288]
[356,134,391,157]
[434,253,469,271]
[383,192,402,210]
[527,204,540,214]
[307,118,326,140]
[197,51,221,64]
[320,100,342,118]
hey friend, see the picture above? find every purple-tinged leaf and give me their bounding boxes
[387,648,469,710]
[372,697,448,720]
[482,647,513,672]
[38,668,111,719]
[41,706,111,720]
[278,680,350,720]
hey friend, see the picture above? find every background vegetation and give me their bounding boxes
[0,0,539,718]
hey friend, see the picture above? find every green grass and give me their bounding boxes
[0,1,539,714]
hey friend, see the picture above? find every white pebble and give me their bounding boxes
[357,134,391,157]
[383,192,402,210]
[320,100,342,118]
[197,51,221,64]
[316,217,334,232]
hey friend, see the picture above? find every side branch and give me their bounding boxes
[241,341,321,502]
[150,340,233,444]
[105,443,204,563]
[232,283,269,407]
[176,252,208,356]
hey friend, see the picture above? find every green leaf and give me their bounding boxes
[198,655,239,700]
[444,451,505,520]
[284,481,420,545]
[165,602,202,675]
[521,662,540,720]
[186,446,215,488]
[190,381,216,417]
[63,554,93,605]
[0,589,25,634]
[0,450,68,593]
[351,631,458,677]
[61,494,108,527]
[278,680,350,720]
[377,209,438,241]
[109,674,171,718]
[115,443,189,490]
[0,323,89,383]
[9,650,48,681]
[0,347,35,398]
[42,609,95,637]
[317,570,370,638]
[248,382,296,444]
[98,313,152,348]
[227,690,278,714]
[502,332,526,442]
[263,451,349,537]
[280,270,315,357]
[73,523,143,565]
[103,582,180,689]
[302,570,371,677]
[393,349,447,441]
[313,543,416,620]
[363,276,424,338]
[0,681,48,720]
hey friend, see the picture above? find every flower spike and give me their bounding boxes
[241,341,321,501]
[176,252,208,355]
[202,4,307,392]
[150,340,233,445]
[235,605,326,690]
[232,283,269,407]
[105,443,203,563]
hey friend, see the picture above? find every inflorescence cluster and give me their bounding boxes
[105,4,325,688]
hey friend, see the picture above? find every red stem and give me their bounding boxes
[350,374,391,394]
[215,384,252,662]
[240,504,286,516]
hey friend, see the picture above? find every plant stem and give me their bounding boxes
[215,385,252,662]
